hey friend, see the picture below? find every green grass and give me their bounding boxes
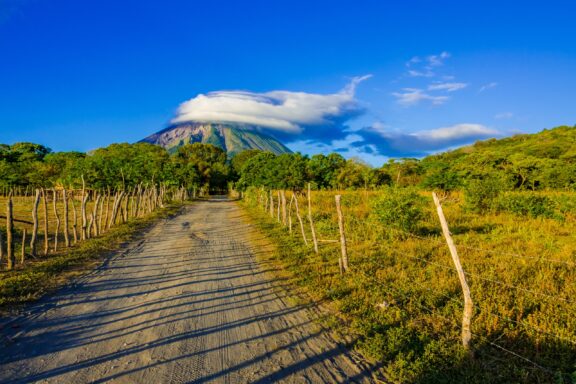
[241,188,576,383]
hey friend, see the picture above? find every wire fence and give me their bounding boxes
[244,186,576,380]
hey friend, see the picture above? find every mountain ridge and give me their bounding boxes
[140,122,292,156]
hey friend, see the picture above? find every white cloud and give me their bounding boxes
[479,82,498,93]
[354,123,500,157]
[407,69,435,78]
[406,51,451,69]
[428,82,468,92]
[172,75,372,134]
[427,51,451,67]
[494,112,514,120]
[392,88,449,107]
[412,124,498,142]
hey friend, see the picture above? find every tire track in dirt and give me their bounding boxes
[0,198,378,383]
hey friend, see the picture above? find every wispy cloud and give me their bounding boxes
[171,75,371,142]
[354,123,500,157]
[392,88,449,107]
[405,51,451,78]
[398,52,466,107]
[479,82,498,93]
[428,82,468,92]
[407,69,435,78]
[427,51,451,67]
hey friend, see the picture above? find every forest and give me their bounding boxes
[1,125,575,195]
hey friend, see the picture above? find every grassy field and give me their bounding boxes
[242,188,576,383]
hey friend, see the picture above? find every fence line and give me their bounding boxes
[0,184,191,271]
[246,187,574,378]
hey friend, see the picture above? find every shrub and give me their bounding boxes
[372,187,425,235]
[495,192,557,218]
[464,177,505,213]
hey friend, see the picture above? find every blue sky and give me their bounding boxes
[1,0,575,165]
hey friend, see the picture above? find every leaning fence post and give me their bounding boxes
[432,192,473,349]
[307,183,319,254]
[293,194,308,245]
[335,195,349,274]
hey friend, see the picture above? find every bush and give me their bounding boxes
[372,187,425,235]
[464,177,505,213]
[495,192,557,218]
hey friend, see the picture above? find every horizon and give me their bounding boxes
[1,1,575,165]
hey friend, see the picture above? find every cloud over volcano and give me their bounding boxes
[172,75,371,142]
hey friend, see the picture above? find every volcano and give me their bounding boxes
[141,122,292,156]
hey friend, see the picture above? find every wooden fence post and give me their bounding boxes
[81,177,87,240]
[21,228,26,264]
[432,192,473,349]
[6,194,15,270]
[52,188,60,252]
[104,189,111,227]
[0,225,3,264]
[41,188,49,256]
[30,189,41,256]
[269,190,274,218]
[92,193,101,237]
[307,183,319,254]
[293,194,308,245]
[288,193,294,234]
[335,195,349,274]
[276,191,281,223]
[71,191,78,244]
[63,189,70,247]
[281,190,287,225]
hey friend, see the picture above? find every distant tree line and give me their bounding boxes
[1,125,574,193]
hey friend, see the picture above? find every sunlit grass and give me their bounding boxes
[242,187,576,383]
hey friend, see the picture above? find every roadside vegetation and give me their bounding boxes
[242,188,576,383]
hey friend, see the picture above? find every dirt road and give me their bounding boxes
[0,198,377,383]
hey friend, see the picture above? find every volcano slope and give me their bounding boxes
[0,198,377,383]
